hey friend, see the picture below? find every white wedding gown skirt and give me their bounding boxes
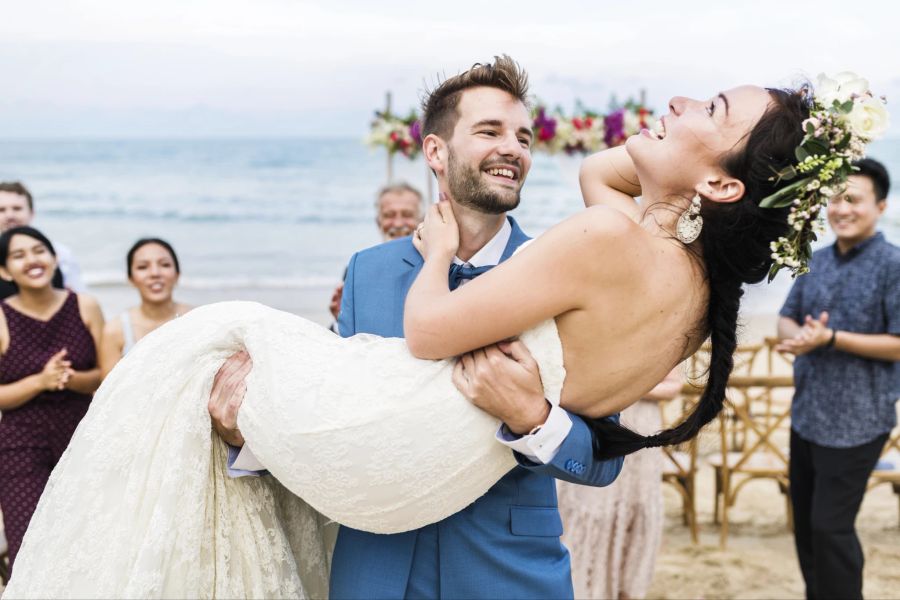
[5,301,565,599]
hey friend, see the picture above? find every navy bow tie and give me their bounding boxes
[448,263,495,290]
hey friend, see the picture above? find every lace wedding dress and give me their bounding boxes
[5,301,566,599]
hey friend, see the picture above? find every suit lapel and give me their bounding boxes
[398,237,425,307]
[400,236,424,269]
[499,216,531,263]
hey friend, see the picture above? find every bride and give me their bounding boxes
[5,67,881,597]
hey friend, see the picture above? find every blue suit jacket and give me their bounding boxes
[330,217,623,599]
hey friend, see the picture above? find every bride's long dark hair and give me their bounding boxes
[588,87,812,460]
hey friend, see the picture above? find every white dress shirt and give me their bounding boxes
[231,219,571,473]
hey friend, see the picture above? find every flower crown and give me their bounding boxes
[760,73,889,281]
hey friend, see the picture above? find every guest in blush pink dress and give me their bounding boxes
[558,368,682,599]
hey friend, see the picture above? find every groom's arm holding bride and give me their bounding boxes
[452,339,622,485]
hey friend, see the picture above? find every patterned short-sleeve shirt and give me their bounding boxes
[780,232,900,448]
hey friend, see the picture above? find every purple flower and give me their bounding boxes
[604,109,625,147]
[533,108,557,142]
[409,120,423,145]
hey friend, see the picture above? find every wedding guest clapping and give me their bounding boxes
[99,238,191,378]
[0,226,103,573]
[776,158,898,600]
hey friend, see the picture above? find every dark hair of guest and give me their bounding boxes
[0,181,34,211]
[588,87,811,460]
[126,238,180,278]
[853,158,891,202]
[0,226,57,266]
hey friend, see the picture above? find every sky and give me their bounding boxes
[1,0,898,138]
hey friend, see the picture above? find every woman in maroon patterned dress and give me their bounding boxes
[0,226,104,573]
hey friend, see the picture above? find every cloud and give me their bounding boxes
[1,0,897,137]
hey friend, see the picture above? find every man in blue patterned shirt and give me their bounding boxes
[777,158,899,600]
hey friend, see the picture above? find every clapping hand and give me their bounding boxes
[776,311,833,356]
[40,348,73,391]
[412,196,459,262]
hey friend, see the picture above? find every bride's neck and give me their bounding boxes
[637,189,692,239]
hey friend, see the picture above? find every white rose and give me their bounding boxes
[847,96,890,140]
[816,72,869,106]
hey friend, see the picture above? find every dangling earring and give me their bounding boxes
[676,193,703,244]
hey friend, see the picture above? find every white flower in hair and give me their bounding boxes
[761,73,888,280]
[816,72,870,106]
[847,95,890,139]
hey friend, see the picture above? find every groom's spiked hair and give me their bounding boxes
[421,55,530,141]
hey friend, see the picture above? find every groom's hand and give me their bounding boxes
[453,340,550,435]
[208,350,253,447]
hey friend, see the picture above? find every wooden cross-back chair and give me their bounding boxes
[661,387,700,544]
[763,337,796,376]
[707,373,795,548]
[661,342,767,545]
[686,341,796,547]
[686,342,767,456]
[868,424,900,527]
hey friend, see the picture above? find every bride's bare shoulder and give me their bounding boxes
[525,206,651,281]
[552,205,645,251]
[580,204,641,229]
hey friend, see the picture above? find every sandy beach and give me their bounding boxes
[648,439,900,600]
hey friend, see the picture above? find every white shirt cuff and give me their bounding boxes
[233,444,266,471]
[495,402,572,464]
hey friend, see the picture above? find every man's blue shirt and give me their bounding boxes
[780,232,900,447]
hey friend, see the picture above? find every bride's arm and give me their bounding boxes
[579,146,642,219]
[404,202,632,360]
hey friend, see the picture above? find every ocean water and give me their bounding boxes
[1,137,898,322]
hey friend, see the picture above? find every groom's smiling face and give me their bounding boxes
[445,86,533,215]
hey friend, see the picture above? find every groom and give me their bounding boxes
[211,56,623,599]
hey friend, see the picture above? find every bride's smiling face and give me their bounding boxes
[626,85,771,199]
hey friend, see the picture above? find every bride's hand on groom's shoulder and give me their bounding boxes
[208,350,253,447]
[412,197,459,262]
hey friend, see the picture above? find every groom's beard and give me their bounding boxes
[447,148,522,215]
